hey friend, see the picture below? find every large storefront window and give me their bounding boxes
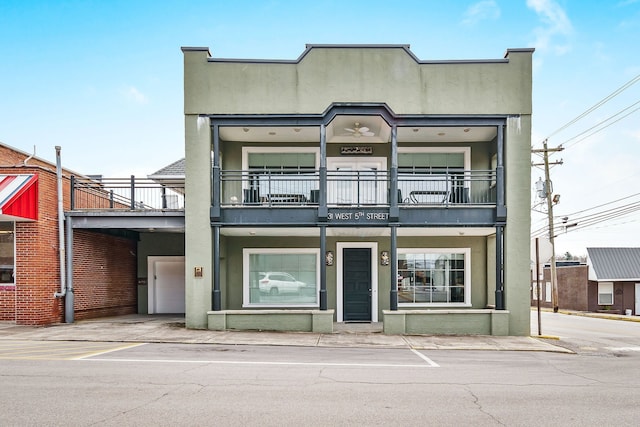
[0,222,15,284]
[243,249,319,307]
[397,248,470,306]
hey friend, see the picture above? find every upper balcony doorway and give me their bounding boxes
[327,157,387,205]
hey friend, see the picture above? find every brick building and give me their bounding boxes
[531,262,589,311]
[0,143,138,325]
[532,250,640,316]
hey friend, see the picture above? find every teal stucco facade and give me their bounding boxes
[182,45,533,335]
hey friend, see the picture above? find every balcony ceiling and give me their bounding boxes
[219,116,497,143]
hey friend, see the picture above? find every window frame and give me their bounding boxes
[242,248,320,308]
[397,146,471,171]
[397,248,471,307]
[242,146,320,170]
[0,221,15,287]
[545,282,552,303]
[597,282,614,306]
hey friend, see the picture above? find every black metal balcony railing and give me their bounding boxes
[70,176,185,211]
[220,169,496,207]
[69,169,496,211]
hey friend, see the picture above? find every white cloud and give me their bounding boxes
[628,129,640,141]
[121,85,148,105]
[461,0,501,25]
[526,0,573,55]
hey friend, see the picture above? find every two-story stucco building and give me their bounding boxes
[180,44,533,335]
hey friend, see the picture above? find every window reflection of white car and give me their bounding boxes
[259,272,306,295]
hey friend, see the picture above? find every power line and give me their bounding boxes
[561,100,640,150]
[569,204,640,230]
[543,72,640,141]
[531,194,640,238]
[532,202,640,237]
[559,192,640,217]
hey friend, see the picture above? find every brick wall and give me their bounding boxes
[531,264,589,311]
[0,285,16,320]
[11,168,66,325]
[0,145,138,324]
[72,230,137,320]
[587,280,636,314]
[557,265,589,311]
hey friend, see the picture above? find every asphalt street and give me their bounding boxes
[1,312,640,426]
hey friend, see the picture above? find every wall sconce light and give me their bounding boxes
[380,251,390,266]
[325,250,334,266]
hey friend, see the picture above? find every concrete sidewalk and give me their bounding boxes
[0,314,570,353]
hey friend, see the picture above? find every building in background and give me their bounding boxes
[531,261,589,311]
[531,248,640,316]
[587,247,640,315]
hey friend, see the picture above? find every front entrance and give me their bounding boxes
[336,242,378,322]
[635,283,640,315]
[343,248,372,321]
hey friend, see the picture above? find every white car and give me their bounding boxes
[259,272,306,295]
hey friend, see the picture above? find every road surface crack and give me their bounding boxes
[465,386,505,425]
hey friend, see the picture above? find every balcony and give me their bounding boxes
[70,176,185,211]
[68,169,500,228]
[220,169,496,207]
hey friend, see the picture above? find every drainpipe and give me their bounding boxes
[53,146,73,322]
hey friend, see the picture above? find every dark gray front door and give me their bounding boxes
[343,248,372,321]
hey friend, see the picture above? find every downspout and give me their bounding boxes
[23,145,35,165]
[53,146,73,322]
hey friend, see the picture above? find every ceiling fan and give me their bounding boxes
[344,122,374,138]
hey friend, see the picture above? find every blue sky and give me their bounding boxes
[1,0,639,256]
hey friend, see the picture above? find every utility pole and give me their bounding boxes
[532,139,563,312]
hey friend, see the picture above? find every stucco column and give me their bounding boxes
[185,115,213,329]
[504,115,532,335]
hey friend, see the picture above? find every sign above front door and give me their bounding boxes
[340,146,373,155]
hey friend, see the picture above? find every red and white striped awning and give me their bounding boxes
[0,174,39,221]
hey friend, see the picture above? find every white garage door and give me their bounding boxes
[149,257,185,314]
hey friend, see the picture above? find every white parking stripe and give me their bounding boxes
[410,349,440,367]
[84,357,439,368]
[605,347,640,352]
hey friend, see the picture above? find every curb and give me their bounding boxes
[533,335,560,340]
[532,308,640,323]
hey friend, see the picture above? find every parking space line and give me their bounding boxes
[85,353,440,368]
[0,341,146,360]
[410,349,440,367]
[85,358,434,368]
[73,343,147,360]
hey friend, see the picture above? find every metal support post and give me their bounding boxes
[390,225,398,310]
[319,225,327,310]
[495,225,504,310]
[212,226,221,311]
